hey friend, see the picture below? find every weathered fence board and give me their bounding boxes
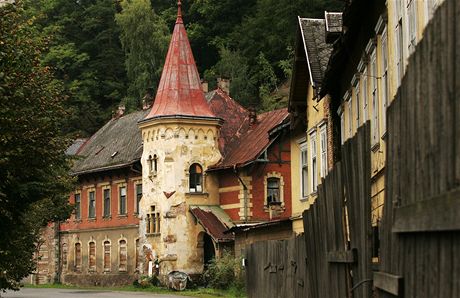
[245,236,309,298]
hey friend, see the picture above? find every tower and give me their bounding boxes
[138,1,222,278]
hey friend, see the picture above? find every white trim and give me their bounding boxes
[374,16,386,34]
[299,17,318,88]
[299,140,308,200]
[309,131,318,193]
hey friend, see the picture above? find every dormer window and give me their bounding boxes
[189,163,203,193]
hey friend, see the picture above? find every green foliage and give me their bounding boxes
[25,0,128,136]
[116,0,170,111]
[202,252,244,292]
[0,2,74,291]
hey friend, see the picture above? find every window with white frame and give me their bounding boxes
[320,125,328,178]
[119,186,127,215]
[355,82,360,128]
[310,131,318,193]
[371,51,379,145]
[300,141,308,199]
[362,69,368,123]
[407,0,417,54]
[266,177,281,205]
[381,28,388,135]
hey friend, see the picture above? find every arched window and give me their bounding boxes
[103,241,111,271]
[189,163,203,193]
[88,241,96,271]
[267,177,281,205]
[74,243,81,271]
[119,240,127,272]
[148,154,158,175]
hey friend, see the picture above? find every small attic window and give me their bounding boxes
[111,151,118,158]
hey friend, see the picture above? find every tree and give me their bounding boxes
[0,3,73,290]
[116,0,170,110]
[25,0,128,136]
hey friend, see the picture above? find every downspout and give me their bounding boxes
[233,166,248,223]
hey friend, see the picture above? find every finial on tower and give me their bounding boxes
[176,0,183,24]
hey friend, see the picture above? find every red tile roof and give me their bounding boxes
[189,206,234,242]
[144,2,216,120]
[210,108,289,170]
[206,88,249,156]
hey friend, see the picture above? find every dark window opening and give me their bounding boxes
[88,191,95,218]
[189,163,203,193]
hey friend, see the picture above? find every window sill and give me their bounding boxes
[102,215,111,220]
[117,214,128,219]
[185,192,209,197]
[73,219,82,223]
[87,218,96,222]
[299,197,309,202]
[371,141,380,152]
[146,233,161,237]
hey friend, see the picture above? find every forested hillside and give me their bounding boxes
[24,0,343,137]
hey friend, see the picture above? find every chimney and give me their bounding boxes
[142,87,154,110]
[201,80,209,93]
[114,104,125,119]
[248,107,257,126]
[217,77,230,95]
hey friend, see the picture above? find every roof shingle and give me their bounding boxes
[299,18,333,86]
[72,110,148,175]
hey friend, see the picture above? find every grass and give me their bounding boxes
[24,283,246,298]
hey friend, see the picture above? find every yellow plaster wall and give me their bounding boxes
[138,118,222,276]
[291,84,331,234]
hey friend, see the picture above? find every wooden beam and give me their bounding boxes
[327,249,357,263]
[393,187,460,233]
[374,272,403,296]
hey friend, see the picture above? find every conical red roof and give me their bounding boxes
[145,1,216,120]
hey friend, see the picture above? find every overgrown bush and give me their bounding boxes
[202,252,245,292]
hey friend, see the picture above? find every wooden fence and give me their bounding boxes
[245,0,459,297]
[375,0,460,297]
[245,124,372,298]
[245,235,308,298]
